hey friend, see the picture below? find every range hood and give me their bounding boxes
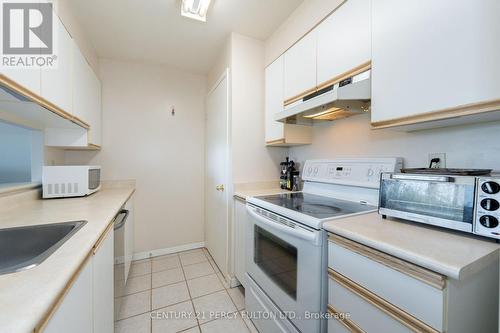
[276,70,371,124]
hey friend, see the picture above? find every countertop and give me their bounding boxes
[233,188,290,201]
[0,185,135,333]
[323,212,500,280]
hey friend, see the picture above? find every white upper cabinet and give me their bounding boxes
[265,56,285,143]
[1,68,41,96]
[41,14,73,114]
[283,31,317,101]
[265,55,312,146]
[73,44,102,145]
[371,0,500,125]
[316,0,371,85]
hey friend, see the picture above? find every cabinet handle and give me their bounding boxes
[329,270,440,333]
[216,184,225,192]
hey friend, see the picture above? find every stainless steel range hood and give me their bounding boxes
[276,70,371,124]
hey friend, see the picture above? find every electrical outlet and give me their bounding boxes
[428,153,446,168]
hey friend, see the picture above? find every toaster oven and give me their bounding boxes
[42,165,101,198]
[379,173,500,239]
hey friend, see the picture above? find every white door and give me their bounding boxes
[283,31,317,101]
[205,70,230,275]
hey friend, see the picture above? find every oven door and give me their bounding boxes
[379,173,476,232]
[246,204,326,333]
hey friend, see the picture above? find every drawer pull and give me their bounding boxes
[327,305,365,333]
[328,234,446,290]
[329,269,441,333]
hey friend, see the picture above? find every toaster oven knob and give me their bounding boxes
[481,181,500,194]
[479,215,499,228]
[480,198,500,211]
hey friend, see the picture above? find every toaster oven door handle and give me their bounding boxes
[114,209,130,230]
[390,174,455,183]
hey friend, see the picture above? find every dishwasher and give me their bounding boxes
[113,207,133,320]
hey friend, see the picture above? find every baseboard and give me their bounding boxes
[132,242,206,261]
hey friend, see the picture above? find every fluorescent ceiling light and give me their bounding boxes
[181,0,212,22]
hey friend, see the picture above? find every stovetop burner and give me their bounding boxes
[255,192,376,219]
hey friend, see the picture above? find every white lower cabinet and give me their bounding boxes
[45,227,115,333]
[327,233,499,333]
[44,258,93,333]
[93,230,114,333]
[233,197,247,287]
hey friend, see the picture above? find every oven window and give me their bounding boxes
[380,179,475,223]
[88,169,101,190]
[254,225,297,300]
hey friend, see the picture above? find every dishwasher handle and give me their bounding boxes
[114,209,130,230]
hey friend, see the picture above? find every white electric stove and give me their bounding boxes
[245,158,403,333]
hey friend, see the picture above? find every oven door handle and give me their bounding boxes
[247,206,318,243]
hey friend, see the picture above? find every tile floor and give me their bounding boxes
[115,248,258,333]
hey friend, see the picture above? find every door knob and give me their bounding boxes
[216,184,225,191]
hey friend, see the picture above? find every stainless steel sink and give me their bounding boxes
[0,221,87,275]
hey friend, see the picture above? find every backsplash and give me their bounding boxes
[289,113,500,172]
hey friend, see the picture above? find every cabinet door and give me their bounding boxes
[87,71,102,145]
[124,196,135,280]
[265,56,285,143]
[93,229,114,333]
[44,259,93,333]
[233,198,247,287]
[371,0,500,124]
[41,14,73,113]
[283,31,317,101]
[1,68,41,95]
[317,0,371,85]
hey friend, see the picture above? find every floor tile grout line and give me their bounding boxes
[150,253,153,333]
[179,252,200,329]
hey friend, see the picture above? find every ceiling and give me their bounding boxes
[68,0,303,74]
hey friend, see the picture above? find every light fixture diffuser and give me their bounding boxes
[181,0,212,22]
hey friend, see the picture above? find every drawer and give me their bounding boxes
[328,235,445,331]
[327,305,365,333]
[329,272,441,332]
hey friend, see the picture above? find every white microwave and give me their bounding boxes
[42,165,101,199]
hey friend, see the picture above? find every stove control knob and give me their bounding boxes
[307,167,313,175]
[481,198,500,211]
[480,215,499,228]
[482,181,500,194]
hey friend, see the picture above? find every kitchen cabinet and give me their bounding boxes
[93,228,114,333]
[0,68,41,97]
[316,0,371,87]
[283,31,317,103]
[40,14,73,114]
[265,56,312,146]
[327,233,499,333]
[73,44,102,146]
[371,0,500,129]
[44,259,93,333]
[233,196,247,287]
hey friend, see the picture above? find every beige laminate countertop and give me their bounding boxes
[233,188,290,201]
[324,212,500,280]
[0,186,135,333]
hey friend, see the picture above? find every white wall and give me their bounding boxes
[230,33,288,183]
[65,59,206,253]
[289,114,500,170]
[265,0,344,66]
[54,0,100,75]
[209,33,288,185]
